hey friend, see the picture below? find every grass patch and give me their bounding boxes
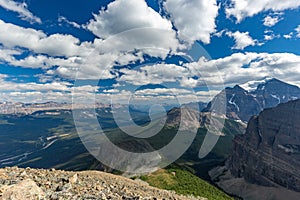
[139,166,233,200]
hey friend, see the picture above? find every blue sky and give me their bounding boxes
[0,0,300,103]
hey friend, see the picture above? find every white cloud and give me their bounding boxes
[3,52,300,103]
[0,77,99,103]
[86,0,180,57]
[0,47,22,64]
[0,0,41,23]
[226,0,300,23]
[135,88,191,96]
[91,28,180,59]
[103,89,120,93]
[185,52,300,87]
[180,77,199,88]
[263,30,279,41]
[0,90,97,104]
[2,1,300,104]
[283,32,293,39]
[0,2,188,83]
[264,34,275,41]
[58,16,81,29]
[226,31,258,50]
[118,63,191,86]
[0,19,45,48]
[123,88,205,104]
[0,74,7,80]
[87,0,172,38]
[213,29,227,38]
[114,52,300,92]
[195,90,220,102]
[0,20,83,57]
[0,80,71,92]
[163,0,219,44]
[37,34,82,57]
[0,20,160,80]
[263,14,282,27]
[295,25,300,38]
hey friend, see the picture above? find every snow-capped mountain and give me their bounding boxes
[240,77,274,92]
[253,78,300,109]
[204,78,300,122]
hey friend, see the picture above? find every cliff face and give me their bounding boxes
[227,99,300,192]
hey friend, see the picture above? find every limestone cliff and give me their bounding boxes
[227,99,300,191]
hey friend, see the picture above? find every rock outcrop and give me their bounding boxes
[0,167,202,200]
[227,99,300,191]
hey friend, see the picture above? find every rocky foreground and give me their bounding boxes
[0,167,204,200]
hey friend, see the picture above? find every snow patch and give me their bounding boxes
[228,94,240,112]
[240,77,273,92]
[270,94,281,103]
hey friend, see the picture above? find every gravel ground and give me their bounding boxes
[0,167,205,200]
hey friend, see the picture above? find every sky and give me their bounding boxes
[0,0,300,104]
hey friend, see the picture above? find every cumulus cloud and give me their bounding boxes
[295,25,300,38]
[92,28,180,58]
[283,32,293,39]
[118,63,192,86]
[0,19,172,80]
[0,20,83,57]
[133,88,210,103]
[226,31,258,50]
[277,26,300,40]
[263,30,279,41]
[264,34,275,41]
[263,14,283,27]
[0,74,7,81]
[0,0,41,23]
[87,0,173,38]
[3,52,300,103]
[0,79,71,92]
[2,0,300,104]
[110,52,300,93]
[0,76,100,103]
[86,0,180,56]
[0,47,22,64]
[185,52,300,87]
[0,19,45,47]
[226,0,300,23]
[163,0,219,44]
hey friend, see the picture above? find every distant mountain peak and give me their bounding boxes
[240,76,275,92]
[232,84,246,91]
[205,78,300,122]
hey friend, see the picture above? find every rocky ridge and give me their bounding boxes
[0,167,204,200]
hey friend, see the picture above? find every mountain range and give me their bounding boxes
[0,77,300,199]
[204,78,300,122]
